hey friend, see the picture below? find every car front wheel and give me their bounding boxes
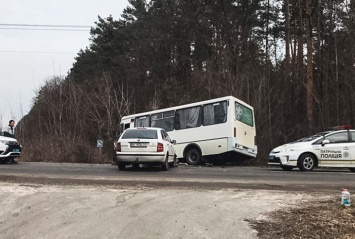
[298,154,316,171]
[281,165,293,171]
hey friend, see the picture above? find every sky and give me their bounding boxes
[0,0,129,129]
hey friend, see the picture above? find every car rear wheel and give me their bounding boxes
[161,155,169,171]
[118,163,126,171]
[186,148,202,165]
[349,168,355,172]
[298,154,315,171]
[280,165,293,171]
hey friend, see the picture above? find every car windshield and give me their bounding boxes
[295,131,331,142]
[121,129,158,139]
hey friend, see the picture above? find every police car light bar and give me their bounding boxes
[328,125,353,131]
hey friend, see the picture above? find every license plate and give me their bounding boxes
[130,142,147,148]
[12,149,20,152]
[268,156,275,161]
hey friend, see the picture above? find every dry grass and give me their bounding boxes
[20,135,113,164]
[247,199,355,239]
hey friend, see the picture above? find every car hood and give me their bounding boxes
[0,135,18,142]
[284,141,311,148]
[271,141,312,153]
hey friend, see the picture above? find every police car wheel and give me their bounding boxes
[298,154,315,171]
[349,168,355,173]
[280,165,293,171]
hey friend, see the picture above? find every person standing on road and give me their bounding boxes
[3,120,15,138]
[2,120,18,164]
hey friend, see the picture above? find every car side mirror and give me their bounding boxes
[171,140,176,145]
[322,139,330,146]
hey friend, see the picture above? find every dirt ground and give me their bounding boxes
[0,182,329,239]
[1,181,354,238]
[248,199,355,239]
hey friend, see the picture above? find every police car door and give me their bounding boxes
[349,131,355,166]
[318,131,351,167]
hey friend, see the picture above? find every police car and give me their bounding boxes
[268,125,355,172]
[0,135,22,163]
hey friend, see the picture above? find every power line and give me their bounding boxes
[0,27,89,31]
[0,23,91,28]
[0,50,77,54]
[0,23,91,31]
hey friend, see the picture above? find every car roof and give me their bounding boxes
[125,127,163,131]
[325,129,355,134]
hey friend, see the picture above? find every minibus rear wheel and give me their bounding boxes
[186,148,202,165]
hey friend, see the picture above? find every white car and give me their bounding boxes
[0,135,22,163]
[268,128,355,172]
[114,127,177,171]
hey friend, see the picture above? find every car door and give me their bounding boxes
[317,131,351,167]
[161,130,174,160]
[165,131,175,159]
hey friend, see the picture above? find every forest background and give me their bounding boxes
[16,0,355,164]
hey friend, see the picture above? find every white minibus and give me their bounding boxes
[118,96,257,165]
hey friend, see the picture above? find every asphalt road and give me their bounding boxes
[0,162,354,192]
[1,162,352,239]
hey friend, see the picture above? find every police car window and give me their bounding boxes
[299,131,330,142]
[298,135,319,142]
[324,132,348,144]
[351,132,355,142]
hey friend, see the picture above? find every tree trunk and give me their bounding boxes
[285,0,291,74]
[306,0,314,130]
[297,0,304,77]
